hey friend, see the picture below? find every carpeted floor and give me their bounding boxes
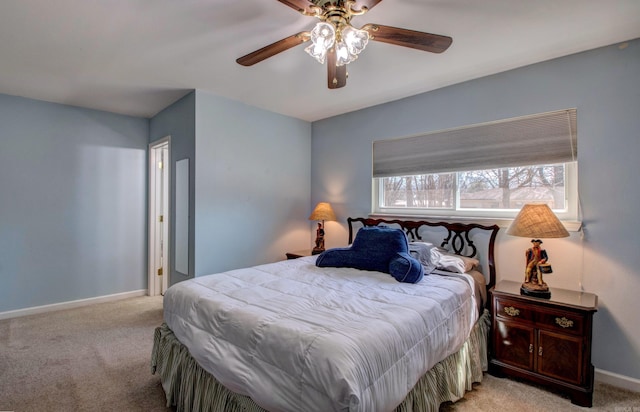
[441,374,640,411]
[1,295,638,411]
[0,295,171,412]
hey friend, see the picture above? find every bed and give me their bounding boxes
[152,217,499,412]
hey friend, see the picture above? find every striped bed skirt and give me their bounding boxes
[151,309,490,412]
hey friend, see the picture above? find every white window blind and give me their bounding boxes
[372,109,577,178]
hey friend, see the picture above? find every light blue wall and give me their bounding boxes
[0,87,310,313]
[311,39,640,379]
[149,91,196,285]
[0,94,149,312]
[194,91,311,275]
[149,90,311,281]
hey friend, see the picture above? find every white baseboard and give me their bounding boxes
[0,289,148,320]
[596,368,640,393]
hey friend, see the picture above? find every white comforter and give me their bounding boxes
[163,256,480,412]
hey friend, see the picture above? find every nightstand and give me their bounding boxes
[489,280,598,407]
[285,249,313,259]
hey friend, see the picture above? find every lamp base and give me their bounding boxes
[312,248,325,255]
[520,282,551,299]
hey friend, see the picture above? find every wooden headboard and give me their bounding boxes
[347,217,500,290]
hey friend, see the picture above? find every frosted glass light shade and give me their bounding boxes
[342,25,368,56]
[335,26,369,66]
[335,41,351,66]
[305,22,335,64]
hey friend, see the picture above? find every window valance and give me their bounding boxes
[372,109,577,178]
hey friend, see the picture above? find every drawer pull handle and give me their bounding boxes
[504,306,520,317]
[555,317,574,328]
[539,346,543,356]
[529,344,534,353]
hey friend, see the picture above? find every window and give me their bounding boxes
[375,162,577,220]
[372,109,578,220]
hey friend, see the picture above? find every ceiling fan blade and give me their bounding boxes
[237,32,310,66]
[352,0,384,12]
[362,24,452,53]
[276,0,316,14]
[327,48,347,89]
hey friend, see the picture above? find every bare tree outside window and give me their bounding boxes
[459,165,565,210]
[381,164,565,211]
[383,173,455,209]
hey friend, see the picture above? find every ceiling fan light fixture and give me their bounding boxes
[236,1,452,89]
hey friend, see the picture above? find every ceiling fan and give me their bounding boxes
[236,0,452,89]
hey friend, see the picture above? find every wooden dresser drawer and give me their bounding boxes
[495,298,534,322]
[536,310,585,336]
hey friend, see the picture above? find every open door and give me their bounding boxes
[148,137,170,296]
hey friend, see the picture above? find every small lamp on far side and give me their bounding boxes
[506,203,569,299]
[309,202,336,255]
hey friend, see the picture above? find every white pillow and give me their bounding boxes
[408,242,440,274]
[436,250,480,273]
[410,242,480,274]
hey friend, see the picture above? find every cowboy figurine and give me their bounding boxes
[525,239,548,286]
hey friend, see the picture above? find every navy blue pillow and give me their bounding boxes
[316,226,424,284]
[389,252,424,283]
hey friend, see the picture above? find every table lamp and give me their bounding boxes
[309,202,336,255]
[506,203,569,298]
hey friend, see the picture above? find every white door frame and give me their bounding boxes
[148,136,171,296]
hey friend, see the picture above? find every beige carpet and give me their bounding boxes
[441,374,640,412]
[1,295,639,411]
[0,295,171,412]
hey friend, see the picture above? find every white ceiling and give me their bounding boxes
[0,0,638,122]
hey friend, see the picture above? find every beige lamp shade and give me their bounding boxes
[506,203,569,238]
[309,202,336,221]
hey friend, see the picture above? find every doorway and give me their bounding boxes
[148,137,170,296]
